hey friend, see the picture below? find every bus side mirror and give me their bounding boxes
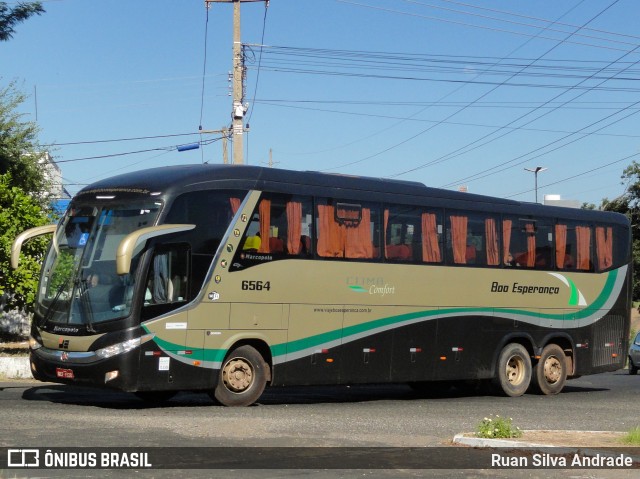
[11,224,57,269]
[116,224,195,275]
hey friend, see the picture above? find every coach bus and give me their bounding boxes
[11,165,631,406]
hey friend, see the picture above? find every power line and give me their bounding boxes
[199,4,211,131]
[42,132,202,147]
[504,151,640,200]
[245,1,269,126]
[338,0,635,54]
[389,1,634,180]
[320,0,596,172]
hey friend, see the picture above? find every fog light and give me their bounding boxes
[105,370,119,383]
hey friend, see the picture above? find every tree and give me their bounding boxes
[0,1,44,41]
[0,81,49,201]
[0,173,50,312]
[600,161,640,301]
[0,81,51,312]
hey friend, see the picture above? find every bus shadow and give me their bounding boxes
[21,381,610,408]
[21,384,214,409]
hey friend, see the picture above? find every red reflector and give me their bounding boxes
[321,349,329,354]
[152,351,162,357]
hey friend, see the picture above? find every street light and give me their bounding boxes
[524,166,547,203]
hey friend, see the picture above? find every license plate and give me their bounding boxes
[56,368,74,379]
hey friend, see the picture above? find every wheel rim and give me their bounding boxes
[506,355,525,385]
[543,355,562,384]
[222,358,254,393]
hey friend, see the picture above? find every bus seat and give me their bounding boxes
[466,245,476,264]
[387,244,412,261]
[269,237,284,253]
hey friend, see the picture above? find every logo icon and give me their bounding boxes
[58,338,70,349]
[548,273,587,306]
[7,449,40,468]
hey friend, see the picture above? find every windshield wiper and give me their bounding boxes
[77,278,97,333]
[39,276,72,327]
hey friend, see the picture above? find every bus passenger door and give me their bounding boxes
[282,304,343,385]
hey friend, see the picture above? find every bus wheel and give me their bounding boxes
[494,343,531,397]
[532,344,567,395]
[212,345,267,407]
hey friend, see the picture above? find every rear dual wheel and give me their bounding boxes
[531,344,567,395]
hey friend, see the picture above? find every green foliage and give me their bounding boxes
[476,415,522,439]
[0,1,44,41]
[621,426,640,446]
[0,173,50,311]
[0,81,49,200]
[600,161,640,301]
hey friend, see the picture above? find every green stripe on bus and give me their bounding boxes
[145,268,620,363]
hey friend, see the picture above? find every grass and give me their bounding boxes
[621,427,640,445]
[476,415,523,439]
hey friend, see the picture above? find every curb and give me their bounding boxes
[0,356,31,379]
[453,430,640,460]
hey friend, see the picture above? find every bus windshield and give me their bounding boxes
[36,202,161,327]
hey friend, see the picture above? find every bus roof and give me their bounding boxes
[76,164,628,225]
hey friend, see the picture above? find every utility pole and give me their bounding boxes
[206,0,266,165]
[199,127,231,163]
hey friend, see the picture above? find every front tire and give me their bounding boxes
[531,344,567,395]
[494,343,531,397]
[629,357,639,375]
[211,345,268,407]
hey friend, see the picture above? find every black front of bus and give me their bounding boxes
[29,196,162,390]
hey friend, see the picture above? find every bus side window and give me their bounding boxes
[556,222,593,272]
[144,245,189,306]
[446,211,499,267]
[233,194,313,270]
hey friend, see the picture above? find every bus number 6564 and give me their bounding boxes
[241,280,271,291]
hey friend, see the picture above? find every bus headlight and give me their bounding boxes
[96,333,155,360]
[29,335,43,351]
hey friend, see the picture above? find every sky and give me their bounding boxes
[2,0,640,205]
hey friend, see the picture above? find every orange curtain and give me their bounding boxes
[555,224,567,269]
[525,223,536,268]
[502,219,512,264]
[286,201,302,255]
[258,199,271,253]
[345,208,373,258]
[450,215,468,264]
[596,226,613,270]
[421,212,441,263]
[485,218,499,266]
[576,226,591,270]
[317,205,344,257]
[229,198,241,215]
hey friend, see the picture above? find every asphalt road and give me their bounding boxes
[1,371,640,478]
